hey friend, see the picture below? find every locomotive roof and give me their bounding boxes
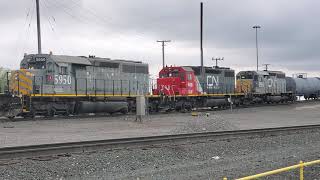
[50,55,145,65]
[257,70,285,75]
[181,66,194,72]
[187,66,232,70]
[238,70,285,76]
[88,57,144,64]
[51,55,92,65]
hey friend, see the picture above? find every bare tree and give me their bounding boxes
[0,67,9,93]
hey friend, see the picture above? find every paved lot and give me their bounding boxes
[1,123,320,179]
[219,101,320,129]
[0,101,320,147]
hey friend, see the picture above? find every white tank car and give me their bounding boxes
[286,74,320,99]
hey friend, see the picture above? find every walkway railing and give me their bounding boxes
[223,159,320,180]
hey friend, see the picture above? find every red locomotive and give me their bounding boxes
[153,66,202,96]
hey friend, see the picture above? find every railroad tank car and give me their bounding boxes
[286,74,320,99]
[2,52,149,118]
[236,70,292,103]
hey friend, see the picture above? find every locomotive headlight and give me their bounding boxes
[47,75,53,81]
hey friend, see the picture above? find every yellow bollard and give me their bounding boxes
[300,161,304,180]
[223,177,227,180]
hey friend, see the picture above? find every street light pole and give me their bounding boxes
[36,0,42,54]
[157,40,171,68]
[253,25,261,71]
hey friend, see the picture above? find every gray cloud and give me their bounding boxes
[0,0,320,76]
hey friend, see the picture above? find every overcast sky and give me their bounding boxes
[1,0,320,77]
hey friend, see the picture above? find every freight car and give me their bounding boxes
[1,52,149,118]
[286,74,320,99]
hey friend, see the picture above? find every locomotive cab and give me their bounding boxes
[18,53,75,95]
[154,66,200,96]
[236,71,255,93]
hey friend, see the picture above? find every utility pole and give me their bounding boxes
[263,64,270,71]
[253,25,261,71]
[200,2,205,85]
[36,0,42,54]
[157,40,171,68]
[212,57,224,68]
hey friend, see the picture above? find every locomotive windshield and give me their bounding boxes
[160,71,179,78]
[27,57,47,69]
[28,61,46,69]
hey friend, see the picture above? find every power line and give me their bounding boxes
[21,1,36,54]
[49,0,144,49]
[40,0,67,54]
[55,0,146,40]
[41,0,56,31]
[14,0,34,57]
[42,0,150,53]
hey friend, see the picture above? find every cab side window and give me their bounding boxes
[180,73,185,81]
[60,66,68,75]
[187,73,192,81]
[47,62,54,73]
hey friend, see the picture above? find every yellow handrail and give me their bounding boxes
[224,159,320,180]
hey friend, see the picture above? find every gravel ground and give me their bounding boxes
[170,113,239,134]
[1,129,320,179]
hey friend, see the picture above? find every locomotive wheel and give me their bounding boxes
[120,108,128,115]
[7,116,15,120]
[63,109,70,116]
[47,109,56,117]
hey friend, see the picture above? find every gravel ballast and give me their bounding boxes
[170,113,239,134]
[1,128,320,179]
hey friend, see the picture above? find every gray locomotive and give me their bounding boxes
[5,52,149,117]
[236,70,293,103]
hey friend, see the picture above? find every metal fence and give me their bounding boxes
[223,159,320,180]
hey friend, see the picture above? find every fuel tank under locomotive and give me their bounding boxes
[205,98,229,108]
[76,101,129,114]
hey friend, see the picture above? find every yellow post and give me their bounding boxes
[300,161,304,180]
[223,177,227,180]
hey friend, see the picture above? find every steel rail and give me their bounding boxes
[0,124,320,160]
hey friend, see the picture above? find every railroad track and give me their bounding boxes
[0,124,320,160]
